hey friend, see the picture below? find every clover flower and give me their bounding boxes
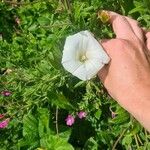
[65,115,75,126]
[0,118,9,128]
[78,111,87,119]
[61,30,110,81]
[1,90,11,96]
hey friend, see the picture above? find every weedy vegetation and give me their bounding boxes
[0,0,150,149]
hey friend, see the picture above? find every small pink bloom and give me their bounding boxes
[111,112,116,119]
[1,91,11,96]
[0,118,9,128]
[0,114,5,119]
[78,111,87,119]
[109,107,116,119]
[65,115,75,126]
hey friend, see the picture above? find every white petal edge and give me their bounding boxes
[61,30,110,81]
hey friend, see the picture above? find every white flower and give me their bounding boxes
[61,30,110,81]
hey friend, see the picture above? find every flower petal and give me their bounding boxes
[85,59,104,80]
[62,31,89,63]
[62,35,80,63]
[86,49,110,64]
[84,33,110,63]
[62,60,82,74]
[72,64,87,81]
[72,59,104,80]
[61,30,110,81]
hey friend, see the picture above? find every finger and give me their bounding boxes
[99,39,112,82]
[100,38,124,57]
[98,63,109,83]
[99,38,120,82]
[107,11,138,41]
[146,33,150,52]
[145,31,150,50]
[125,16,145,43]
[100,39,114,57]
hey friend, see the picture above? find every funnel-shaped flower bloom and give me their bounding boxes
[62,30,110,81]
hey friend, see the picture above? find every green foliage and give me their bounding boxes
[18,108,73,149]
[40,135,74,150]
[0,0,150,149]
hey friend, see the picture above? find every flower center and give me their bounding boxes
[79,54,87,63]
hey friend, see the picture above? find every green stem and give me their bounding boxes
[137,134,143,146]
[144,129,148,148]
[112,129,126,150]
[62,0,71,12]
[61,0,72,20]
[55,107,59,135]
[3,0,41,5]
[134,134,139,149]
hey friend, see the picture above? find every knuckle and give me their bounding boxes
[114,39,128,47]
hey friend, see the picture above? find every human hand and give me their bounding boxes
[98,11,150,131]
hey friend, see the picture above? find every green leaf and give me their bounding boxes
[122,135,132,146]
[130,121,142,135]
[143,0,150,12]
[28,24,38,31]
[40,135,74,150]
[97,131,113,145]
[47,92,74,110]
[59,129,72,141]
[84,137,98,150]
[48,49,62,70]
[74,81,86,88]
[18,113,39,149]
[128,6,145,14]
[18,138,39,150]
[23,113,38,138]
[38,108,51,138]
[94,110,102,120]
[111,107,130,124]
[37,17,50,26]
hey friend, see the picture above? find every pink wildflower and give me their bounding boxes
[78,111,87,119]
[109,107,116,118]
[1,90,11,96]
[0,118,10,128]
[65,115,75,126]
[111,111,116,119]
[0,114,5,119]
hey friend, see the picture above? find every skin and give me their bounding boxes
[98,11,150,132]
